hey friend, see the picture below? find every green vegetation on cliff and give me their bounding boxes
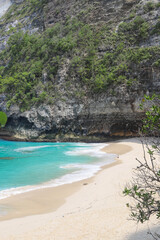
[0,1,160,111]
[0,111,7,127]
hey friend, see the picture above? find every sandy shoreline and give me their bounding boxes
[0,142,128,221]
[0,138,158,240]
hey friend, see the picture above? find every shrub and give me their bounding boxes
[143,2,155,13]
[0,111,7,127]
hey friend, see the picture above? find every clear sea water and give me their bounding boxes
[0,139,116,200]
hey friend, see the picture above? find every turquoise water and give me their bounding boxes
[0,140,115,199]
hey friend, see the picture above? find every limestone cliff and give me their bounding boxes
[0,0,159,141]
[0,0,12,18]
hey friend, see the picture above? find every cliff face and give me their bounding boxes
[0,0,12,18]
[0,89,145,141]
[0,0,160,141]
[44,0,138,27]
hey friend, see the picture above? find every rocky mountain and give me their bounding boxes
[0,0,159,141]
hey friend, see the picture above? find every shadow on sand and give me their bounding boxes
[127,225,160,240]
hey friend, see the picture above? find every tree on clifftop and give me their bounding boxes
[123,94,160,239]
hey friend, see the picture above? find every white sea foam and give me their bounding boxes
[65,143,109,158]
[15,145,50,152]
[0,161,113,200]
[0,143,116,200]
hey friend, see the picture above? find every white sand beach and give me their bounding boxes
[0,138,158,240]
